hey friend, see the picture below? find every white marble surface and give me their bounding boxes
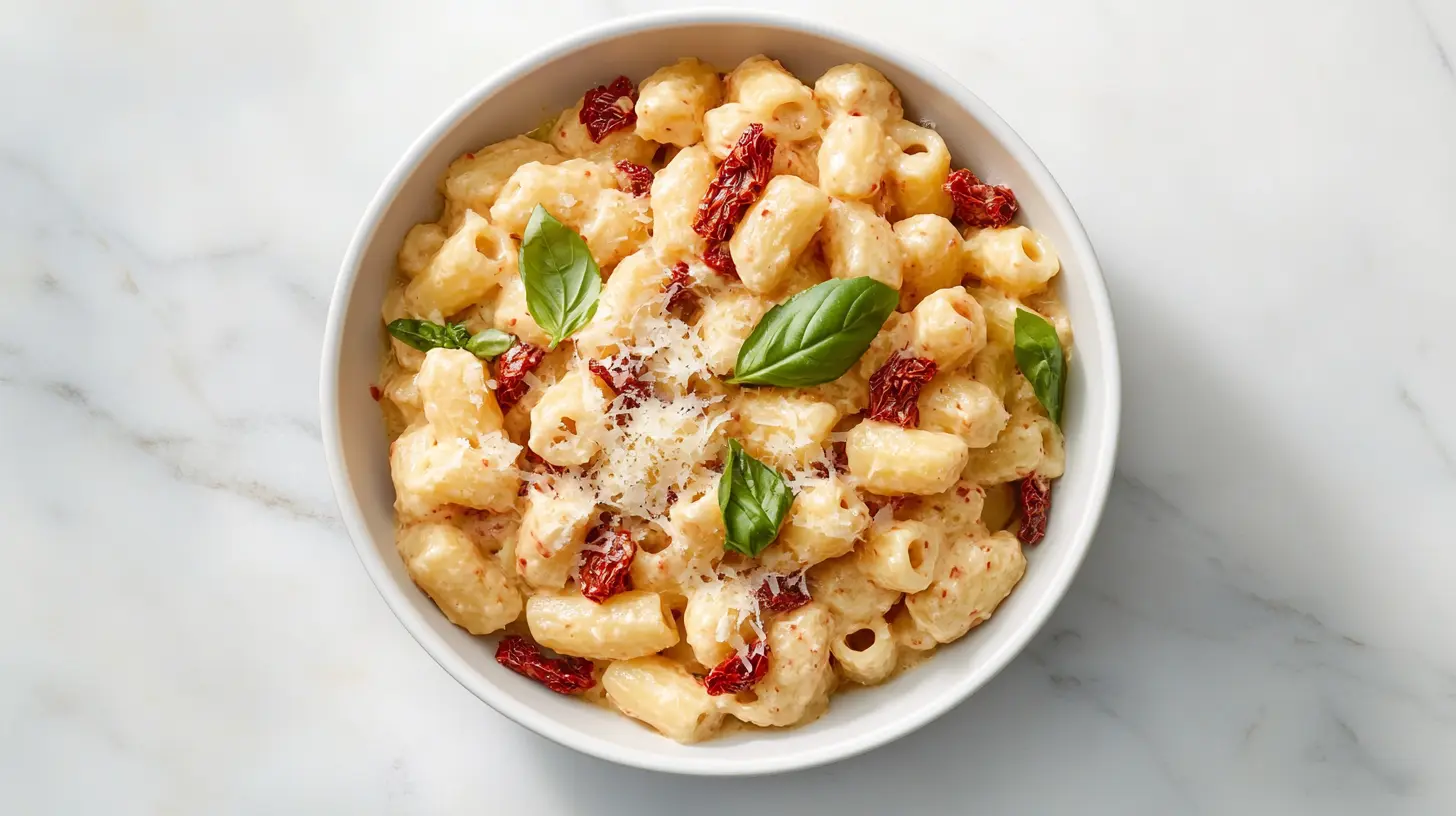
[3,0,1455,812]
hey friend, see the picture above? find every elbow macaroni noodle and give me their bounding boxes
[376,56,1071,743]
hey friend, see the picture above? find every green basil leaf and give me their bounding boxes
[1013,308,1066,425]
[717,440,794,557]
[519,205,601,349]
[464,329,516,360]
[728,277,899,387]
[387,318,470,352]
[446,322,473,348]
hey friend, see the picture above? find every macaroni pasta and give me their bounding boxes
[376,56,1071,744]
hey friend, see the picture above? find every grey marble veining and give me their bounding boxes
[3,0,1454,812]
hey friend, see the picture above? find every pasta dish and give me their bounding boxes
[375,56,1071,742]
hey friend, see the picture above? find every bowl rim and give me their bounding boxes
[321,7,1121,776]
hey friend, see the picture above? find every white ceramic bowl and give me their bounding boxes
[322,9,1119,776]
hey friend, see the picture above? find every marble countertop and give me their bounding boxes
[4,0,1455,812]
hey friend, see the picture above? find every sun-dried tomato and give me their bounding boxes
[702,241,738,279]
[587,353,650,409]
[864,493,911,517]
[495,635,596,694]
[944,168,1019,229]
[580,76,637,142]
[703,640,771,696]
[368,385,382,401]
[868,350,937,428]
[809,441,849,478]
[662,261,698,314]
[493,342,545,411]
[757,572,811,614]
[693,123,775,242]
[578,527,636,603]
[586,354,645,395]
[1017,473,1051,545]
[525,449,566,476]
[614,160,653,197]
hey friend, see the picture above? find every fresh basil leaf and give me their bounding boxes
[519,205,601,349]
[728,277,899,387]
[717,440,794,557]
[388,319,517,361]
[464,329,516,360]
[1013,308,1066,425]
[387,318,469,352]
[445,322,473,349]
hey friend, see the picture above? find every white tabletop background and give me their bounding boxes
[4,0,1455,813]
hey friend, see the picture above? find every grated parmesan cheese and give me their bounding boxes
[630,311,712,393]
[747,613,765,643]
[584,391,729,522]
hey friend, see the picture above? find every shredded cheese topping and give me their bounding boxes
[588,391,729,521]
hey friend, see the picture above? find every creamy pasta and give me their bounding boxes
[376,56,1071,744]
